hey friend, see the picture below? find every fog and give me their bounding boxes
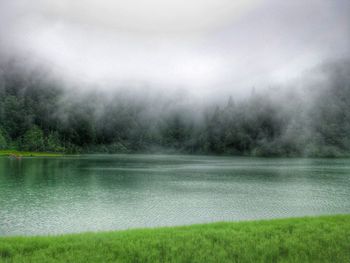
[1,0,349,99]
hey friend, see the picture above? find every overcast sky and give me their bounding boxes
[0,0,349,97]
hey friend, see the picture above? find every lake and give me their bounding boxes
[0,155,349,236]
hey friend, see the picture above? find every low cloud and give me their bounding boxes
[0,0,349,98]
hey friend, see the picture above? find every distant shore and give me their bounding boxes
[0,150,64,157]
[0,215,349,262]
[1,150,350,159]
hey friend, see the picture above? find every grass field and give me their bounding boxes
[0,215,349,263]
[0,150,63,157]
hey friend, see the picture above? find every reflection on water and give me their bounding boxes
[0,155,350,236]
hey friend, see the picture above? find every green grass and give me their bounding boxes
[0,215,349,263]
[0,150,63,157]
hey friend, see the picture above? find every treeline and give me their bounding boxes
[0,59,349,157]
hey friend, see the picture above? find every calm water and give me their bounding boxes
[0,155,350,236]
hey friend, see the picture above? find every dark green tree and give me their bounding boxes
[22,125,45,152]
[0,129,7,150]
[46,131,64,152]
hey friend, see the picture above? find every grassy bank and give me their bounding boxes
[0,215,349,263]
[0,150,63,157]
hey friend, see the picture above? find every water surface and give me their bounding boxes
[1,155,349,236]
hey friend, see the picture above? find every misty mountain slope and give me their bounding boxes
[0,60,349,157]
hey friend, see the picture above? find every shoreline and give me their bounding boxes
[1,150,350,159]
[0,150,64,157]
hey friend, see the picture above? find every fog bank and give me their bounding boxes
[0,0,349,99]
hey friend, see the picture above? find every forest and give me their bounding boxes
[0,59,349,157]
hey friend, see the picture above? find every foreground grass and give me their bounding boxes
[0,150,63,157]
[1,215,349,263]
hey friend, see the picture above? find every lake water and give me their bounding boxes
[0,155,349,236]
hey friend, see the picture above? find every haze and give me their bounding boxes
[0,0,349,98]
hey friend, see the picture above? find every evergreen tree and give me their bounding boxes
[0,129,7,150]
[46,131,64,152]
[22,126,45,152]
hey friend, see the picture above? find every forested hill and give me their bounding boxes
[0,59,349,157]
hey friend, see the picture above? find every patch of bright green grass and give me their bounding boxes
[0,215,349,262]
[0,150,63,157]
